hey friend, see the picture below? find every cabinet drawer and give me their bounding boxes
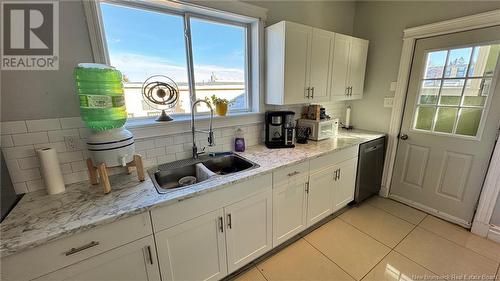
[310,145,358,173]
[273,161,310,187]
[151,174,272,233]
[2,212,152,281]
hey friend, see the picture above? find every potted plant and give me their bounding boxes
[205,95,232,116]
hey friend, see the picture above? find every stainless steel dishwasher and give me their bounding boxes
[354,136,386,203]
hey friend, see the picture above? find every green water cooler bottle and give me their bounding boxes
[75,63,135,167]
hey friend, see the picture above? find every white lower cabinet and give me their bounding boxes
[272,176,308,246]
[155,190,272,281]
[225,190,272,273]
[333,157,358,212]
[156,208,228,281]
[34,236,160,281]
[307,167,335,226]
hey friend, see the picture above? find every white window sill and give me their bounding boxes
[125,112,264,140]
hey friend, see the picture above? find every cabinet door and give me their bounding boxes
[34,236,160,281]
[284,22,312,104]
[273,176,308,247]
[307,166,335,226]
[225,191,272,273]
[309,28,334,102]
[347,38,369,99]
[156,209,227,281]
[330,33,351,100]
[333,157,358,212]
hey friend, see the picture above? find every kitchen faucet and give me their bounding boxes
[191,99,215,159]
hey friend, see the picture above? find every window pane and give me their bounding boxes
[419,80,441,104]
[456,108,482,136]
[444,47,472,78]
[414,107,436,131]
[439,79,464,105]
[434,108,457,133]
[424,50,447,79]
[100,3,191,117]
[190,18,247,113]
[468,45,500,77]
[463,78,490,106]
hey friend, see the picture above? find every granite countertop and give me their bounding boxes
[0,130,385,258]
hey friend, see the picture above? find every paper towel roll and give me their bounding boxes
[38,148,65,195]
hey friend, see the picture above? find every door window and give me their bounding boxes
[413,44,500,137]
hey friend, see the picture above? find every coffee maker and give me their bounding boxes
[265,111,296,149]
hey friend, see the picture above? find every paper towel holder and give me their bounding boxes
[86,154,145,194]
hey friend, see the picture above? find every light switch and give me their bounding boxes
[384,97,394,108]
[390,81,397,91]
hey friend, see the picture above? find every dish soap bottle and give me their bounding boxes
[234,128,245,152]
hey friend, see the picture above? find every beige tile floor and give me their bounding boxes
[233,196,500,281]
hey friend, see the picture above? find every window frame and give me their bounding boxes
[409,42,500,141]
[88,0,254,118]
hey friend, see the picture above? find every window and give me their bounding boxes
[99,1,250,118]
[413,44,500,137]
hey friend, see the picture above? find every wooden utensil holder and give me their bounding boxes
[86,155,145,194]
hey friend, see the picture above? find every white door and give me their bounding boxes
[34,236,160,281]
[331,33,351,100]
[272,177,308,247]
[333,158,357,212]
[224,191,272,273]
[309,28,334,102]
[156,209,227,281]
[307,167,335,226]
[391,26,500,226]
[284,22,312,104]
[348,38,369,99]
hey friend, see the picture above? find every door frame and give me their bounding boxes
[382,9,500,236]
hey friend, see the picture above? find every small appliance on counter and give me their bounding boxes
[297,118,339,141]
[265,111,295,148]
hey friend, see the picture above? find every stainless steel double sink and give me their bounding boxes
[148,152,259,194]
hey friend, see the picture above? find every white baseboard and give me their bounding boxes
[487,225,500,243]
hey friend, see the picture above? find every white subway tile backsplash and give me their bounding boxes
[154,136,173,147]
[34,142,67,153]
[18,157,40,169]
[70,160,87,172]
[60,117,85,129]
[13,182,29,193]
[26,119,61,132]
[168,144,184,154]
[10,168,41,183]
[2,145,36,159]
[157,154,176,164]
[1,135,14,147]
[175,151,191,160]
[78,128,92,139]
[26,179,45,192]
[1,121,27,135]
[61,163,72,175]
[135,139,155,151]
[63,171,89,185]
[47,129,79,143]
[12,132,49,146]
[58,151,83,163]
[146,147,166,159]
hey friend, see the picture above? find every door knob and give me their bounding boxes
[400,134,408,140]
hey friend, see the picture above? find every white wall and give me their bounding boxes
[0,1,93,121]
[349,1,500,133]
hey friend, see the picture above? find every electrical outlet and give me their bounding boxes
[64,136,78,151]
[384,97,394,108]
[390,81,397,91]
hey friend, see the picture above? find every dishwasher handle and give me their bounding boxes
[364,144,383,153]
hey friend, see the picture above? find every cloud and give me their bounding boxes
[109,52,244,83]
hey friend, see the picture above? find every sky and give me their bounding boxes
[100,3,246,83]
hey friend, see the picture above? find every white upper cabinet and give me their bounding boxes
[266,21,334,105]
[331,33,369,101]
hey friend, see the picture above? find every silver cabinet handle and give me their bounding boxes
[333,169,338,181]
[346,87,349,96]
[305,182,310,194]
[311,87,315,99]
[219,216,224,233]
[146,245,153,265]
[287,171,300,177]
[227,213,232,229]
[350,86,353,96]
[338,168,341,180]
[306,87,311,98]
[65,241,99,256]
